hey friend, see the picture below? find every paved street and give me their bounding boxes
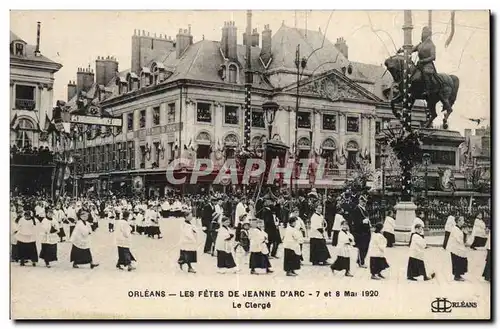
[11,218,490,319]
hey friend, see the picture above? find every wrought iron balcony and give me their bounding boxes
[15,99,36,111]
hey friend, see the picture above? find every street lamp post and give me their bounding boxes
[263,101,279,140]
[422,153,431,227]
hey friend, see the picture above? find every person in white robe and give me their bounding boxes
[39,207,60,267]
[407,224,435,281]
[409,211,425,245]
[382,209,396,247]
[115,211,136,271]
[107,206,116,233]
[283,216,304,276]
[178,211,198,273]
[470,213,487,249]
[443,214,456,249]
[249,219,273,274]
[332,208,345,247]
[147,205,163,239]
[215,217,238,273]
[135,208,146,235]
[309,204,331,266]
[16,210,39,266]
[144,205,156,238]
[448,216,468,281]
[70,209,99,269]
[160,199,170,218]
[234,198,247,243]
[330,221,354,277]
[65,202,77,237]
[11,205,20,262]
[368,223,389,279]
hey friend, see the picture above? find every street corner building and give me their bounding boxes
[10,25,63,195]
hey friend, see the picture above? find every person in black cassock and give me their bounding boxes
[262,198,282,258]
[202,196,216,254]
[482,228,491,282]
[349,195,371,268]
[309,203,331,266]
[447,216,469,282]
[324,194,336,239]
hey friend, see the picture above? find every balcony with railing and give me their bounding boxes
[15,99,36,111]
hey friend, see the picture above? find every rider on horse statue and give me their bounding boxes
[398,26,437,98]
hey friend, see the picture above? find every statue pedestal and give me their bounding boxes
[394,201,417,243]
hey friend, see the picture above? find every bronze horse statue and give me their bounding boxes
[384,54,460,129]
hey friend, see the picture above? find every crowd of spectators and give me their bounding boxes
[10,145,55,166]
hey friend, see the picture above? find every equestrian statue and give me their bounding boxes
[384,26,460,129]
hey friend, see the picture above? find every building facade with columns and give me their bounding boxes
[70,21,428,196]
[10,26,62,150]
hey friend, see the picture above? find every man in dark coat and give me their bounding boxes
[262,199,282,258]
[202,196,216,254]
[325,194,336,239]
[349,195,371,268]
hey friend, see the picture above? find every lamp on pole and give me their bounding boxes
[262,101,279,140]
[422,153,431,226]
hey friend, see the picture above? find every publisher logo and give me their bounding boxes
[431,298,452,313]
[431,298,478,313]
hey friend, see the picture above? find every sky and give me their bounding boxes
[10,10,490,134]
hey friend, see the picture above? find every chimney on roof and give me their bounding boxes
[34,22,41,56]
[76,65,94,94]
[251,28,259,47]
[260,24,272,64]
[176,26,193,59]
[96,55,119,86]
[221,21,238,60]
[131,29,175,74]
[334,37,348,60]
[67,80,77,102]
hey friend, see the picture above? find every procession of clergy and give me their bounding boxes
[11,191,491,282]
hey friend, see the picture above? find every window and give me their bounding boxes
[127,113,134,131]
[167,103,175,123]
[139,110,146,128]
[168,142,175,162]
[375,121,381,134]
[116,125,122,135]
[127,141,135,170]
[297,111,311,129]
[251,110,265,128]
[228,64,237,83]
[15,119,35,149]
[224,106,239,125]
[225,148,235,159]
[323,114,337,131]
[100,145,105,171]
[196,103,212,123]
[15,85,36,110]
[347,116,360,133]
[153,142,160,166]
[103,145,108,171]
[153,106,160,126]
[140,145,146,167]
[96,147,101,171]
[346,141,359,170]
[14,43,24,56]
